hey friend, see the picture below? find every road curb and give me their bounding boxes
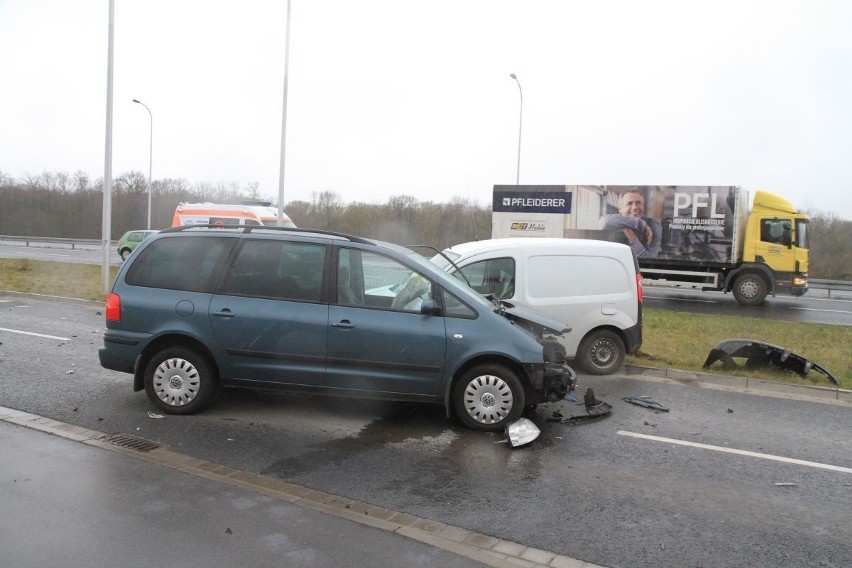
[624,364,852,404]
[0,405,605,568]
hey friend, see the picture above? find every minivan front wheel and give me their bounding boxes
[577,330,625,375]
[453,364,525,431]
[144,347,216,414]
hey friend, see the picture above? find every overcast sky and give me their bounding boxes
[1,0,850,220]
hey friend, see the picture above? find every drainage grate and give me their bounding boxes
[98,433,161,453]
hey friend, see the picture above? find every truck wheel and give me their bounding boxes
[733,274,767,306]
[453,364,525,431]
[144,347,217,415]
[120,248,132,260]
[577,330,625,375]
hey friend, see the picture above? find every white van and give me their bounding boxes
[431,238,643,375]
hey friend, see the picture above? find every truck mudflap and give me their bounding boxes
[526,363,578,403]
[702,339,839,386]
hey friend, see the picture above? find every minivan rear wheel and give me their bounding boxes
[577,330,625,375]
[144,347,216,414]
[453,364,525,431]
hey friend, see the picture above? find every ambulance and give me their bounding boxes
[171,202,296,228]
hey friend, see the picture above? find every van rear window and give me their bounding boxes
[125,236,235,292]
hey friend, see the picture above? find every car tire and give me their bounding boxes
[120,248,132,261]
[144,347,216,415]
[577,330,625,375]
[732,273,767,306]
[452,364,525,431]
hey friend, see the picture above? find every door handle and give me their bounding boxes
[331,320,355,329]
[212,309,235,318]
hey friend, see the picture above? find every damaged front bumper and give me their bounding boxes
[703,338,839,386]
[526,362,578,404]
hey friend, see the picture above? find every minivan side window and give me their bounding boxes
[441,290,476,318]
[224,240,326,301]
[456,257,515,299]
[125,236,234,292]
[339,248,433,312]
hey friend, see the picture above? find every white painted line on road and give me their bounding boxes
[13,251,70,257]
[790,307,852,314]
[0,327,71,341]
[643,295,717,304]
[618,431,852,474]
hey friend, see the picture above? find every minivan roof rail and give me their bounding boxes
[161,224,374,244]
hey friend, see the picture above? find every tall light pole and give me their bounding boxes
[509,73,523,185]
[132,99,153,229]
[277,0,292,226]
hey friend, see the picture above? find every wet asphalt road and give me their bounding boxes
[1,293,851,568]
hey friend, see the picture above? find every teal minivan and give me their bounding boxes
[99,226,576,431]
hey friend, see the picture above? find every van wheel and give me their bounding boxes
[120,248,132,260]
[732,274,767,306]
[144,347,216,414]
[577,330,625,375]
[453,364,524,431]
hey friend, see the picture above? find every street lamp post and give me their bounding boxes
[509,73,523,185]
[132,99,153,229]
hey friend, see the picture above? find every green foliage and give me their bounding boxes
[1,170,851,274]
[805,210,852,279]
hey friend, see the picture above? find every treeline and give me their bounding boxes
[0,170,490,252]
[2,170,850,278]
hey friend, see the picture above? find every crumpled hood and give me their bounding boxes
[498,297,571,336]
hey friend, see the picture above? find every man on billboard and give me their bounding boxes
[603,188,662,258]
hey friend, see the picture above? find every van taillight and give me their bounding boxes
[106,292,121,322]
[636,274,643,303]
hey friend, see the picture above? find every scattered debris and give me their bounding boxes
[548,388,613,425]
[623,396,669,412]
[727,408,734,413]
[703,339,840,386]
[774,482,797,487]
[225,527,233,535]
[147,411,164,419]
[643,421,657,427]
[65,370,75,375]
[505,417,541,448]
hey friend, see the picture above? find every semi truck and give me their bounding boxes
[172,201,296,228]
[491,185,809,306]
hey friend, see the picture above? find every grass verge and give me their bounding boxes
[1,258,849,390]
[628,308,851,390]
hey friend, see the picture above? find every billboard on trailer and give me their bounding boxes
[492,185,747,265]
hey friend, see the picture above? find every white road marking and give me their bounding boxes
[643,295,717,304]
[790,307,852,314]
[618,431,852,474]
[0,327,71,341]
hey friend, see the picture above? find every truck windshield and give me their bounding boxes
[796,220,809,249]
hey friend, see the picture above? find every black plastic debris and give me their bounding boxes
[548,388,612,425]
[703,339,840,386]
[623,396,669,412]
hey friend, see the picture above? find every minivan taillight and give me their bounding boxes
[106,292,121,322]
[636,274,643,304]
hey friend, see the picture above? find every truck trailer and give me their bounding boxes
[491,185,809,306]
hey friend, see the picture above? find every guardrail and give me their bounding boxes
[3,234,852,297]
[809,278,852,298]
[0,235,111,249]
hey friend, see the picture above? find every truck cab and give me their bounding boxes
[733,191,809,304]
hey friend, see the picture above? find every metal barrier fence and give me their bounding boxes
[3,234,852,297]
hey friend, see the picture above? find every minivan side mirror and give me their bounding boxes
[420,298,442,316]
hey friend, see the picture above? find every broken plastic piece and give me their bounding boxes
[548,388,613,425]
[703,339,840,386]
[505,417,540,448]
[623,397,670,412]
